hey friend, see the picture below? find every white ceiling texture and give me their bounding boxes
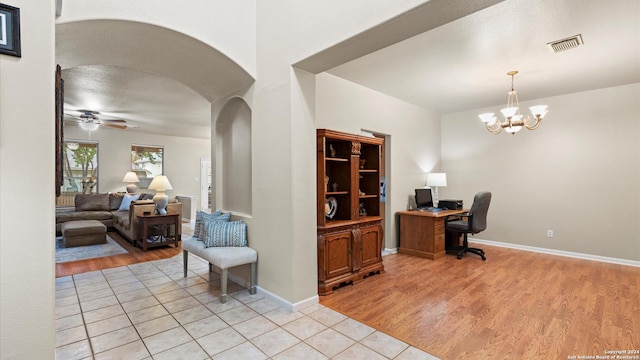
[56,0,639,138]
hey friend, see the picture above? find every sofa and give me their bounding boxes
[56,193,182,243]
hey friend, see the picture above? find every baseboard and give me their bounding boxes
[469,237,640,268]
[382,248,398,256]
[255,286,319,313]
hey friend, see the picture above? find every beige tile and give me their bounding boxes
[56,302,81,319]
[121,295,160,313]
[73,270,104,281]
[152,340,209,360]
[246,298,281,314]
[75,280,110,294]
[233,316,278,340]
[56,325,87,347]
[55,339,92,360]
[282,316,327,340]
[56,287,77,299]
[163,296,202,314]
[214,341,269,360]
[111,280,146,294]
[251,328,301,357]
[272,342,328,360]
[115,288,152,303]
[136,270,166,281]
[185,282,218,296]
[154,288,191,303]
[305,328,355,358]
[142,326,193,355]
[307,307,347,327]
[174,274,207,288]
[183,315,229,339]
[395,346,441,360]
[141,274,173,288]
[90,325,140,354]
[56,279,76,290]
[205,297,242,314]
[332,318,375,341]
[360,331,408,358]
[217,305,259,325]
[197,327,246,357]
[193,289,222,304]
[147,281,181,295]
[83,304,126,324]
[56,313,84,332]
[86,314,132,338]
[332,343,388,360]
[298,303,325,315]
[80,295,119,312]
[93,339,150,360]
[128,304,169,324]
[172,304,214,325]
[232,290,265,304]
[78,287,115,303]
[263,307,304,326]
[56,294,79,308]
[107,274,141,287]
[135,315,180,339]
[56,275,74,285]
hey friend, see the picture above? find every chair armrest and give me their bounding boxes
[445,212,472,226]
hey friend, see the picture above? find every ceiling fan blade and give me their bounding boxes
[99,119,127,123]
[102,123,128,130]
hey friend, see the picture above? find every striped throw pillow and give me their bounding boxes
[203,220,247,248]
[193,210,224,241]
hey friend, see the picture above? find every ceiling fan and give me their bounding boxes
[65,110,129,130]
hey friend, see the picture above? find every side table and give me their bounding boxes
[137,212,181,251]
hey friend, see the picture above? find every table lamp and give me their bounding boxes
[148,175,173,215]
[426,173,447,206]
[122,171,140,194]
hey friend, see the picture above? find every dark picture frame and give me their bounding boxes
[0,3,20,57]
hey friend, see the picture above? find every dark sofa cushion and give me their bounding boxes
[109,193,125,210]
[75,194,110,211]
[56,211,113,223]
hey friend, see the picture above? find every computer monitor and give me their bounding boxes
[415,188,433,209]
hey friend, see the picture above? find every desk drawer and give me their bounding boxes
[434,223,445,235]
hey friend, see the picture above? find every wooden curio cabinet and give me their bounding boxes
[317,129,384,295]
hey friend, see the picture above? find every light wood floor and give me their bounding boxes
[55,231,182,277]
[319,244,640,359]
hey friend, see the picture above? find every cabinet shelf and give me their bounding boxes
[327,191,349,196]
[359,169,377,173]
[359,194,378,199]
[326,157,349,162]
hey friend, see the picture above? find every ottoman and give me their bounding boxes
[61,220,107,247]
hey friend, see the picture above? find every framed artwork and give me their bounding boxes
[0,3,20,57]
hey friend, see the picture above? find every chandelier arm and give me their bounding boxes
[486,123,502,135]
[523,115,542,130]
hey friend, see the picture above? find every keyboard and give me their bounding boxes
[417,207,444,212]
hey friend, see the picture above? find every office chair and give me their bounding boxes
[445,191,491,260]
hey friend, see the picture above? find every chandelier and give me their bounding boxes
[478,71,548,135]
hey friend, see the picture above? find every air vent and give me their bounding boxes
[547,34,584,53]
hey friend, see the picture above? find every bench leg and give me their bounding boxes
[183,251,188,277]
[250,262,257,295]
[220,269,228,304]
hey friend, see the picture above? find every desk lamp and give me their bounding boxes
[122,171,140,194]
[148,175,173,215]
[426,173,447,207]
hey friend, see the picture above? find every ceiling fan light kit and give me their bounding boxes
[68,109,129,131]
[479,71,548,135]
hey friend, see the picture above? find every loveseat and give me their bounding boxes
[56,193,182,243]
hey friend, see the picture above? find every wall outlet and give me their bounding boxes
[547,230,554,238]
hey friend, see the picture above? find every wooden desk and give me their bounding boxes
[137,212,181,251]
[397,209,465,259]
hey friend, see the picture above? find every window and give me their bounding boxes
[131,145,164,189]
[57,140,99,206]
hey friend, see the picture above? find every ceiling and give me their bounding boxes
[57,0,639,138]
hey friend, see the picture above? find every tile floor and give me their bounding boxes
[55,240,440,359]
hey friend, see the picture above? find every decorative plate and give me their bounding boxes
[325,197,337,219]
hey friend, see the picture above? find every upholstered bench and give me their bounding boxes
[182,237,257,303]
[61,220,107,247]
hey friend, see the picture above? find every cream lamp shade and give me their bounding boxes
[426,173,447,206]
[148,175,173,215]
[122,171,140,194]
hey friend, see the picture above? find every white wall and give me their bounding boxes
[316,73,441,249]
[442,83,640,261]
[0,1,56,359]
[65,126,210,209]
